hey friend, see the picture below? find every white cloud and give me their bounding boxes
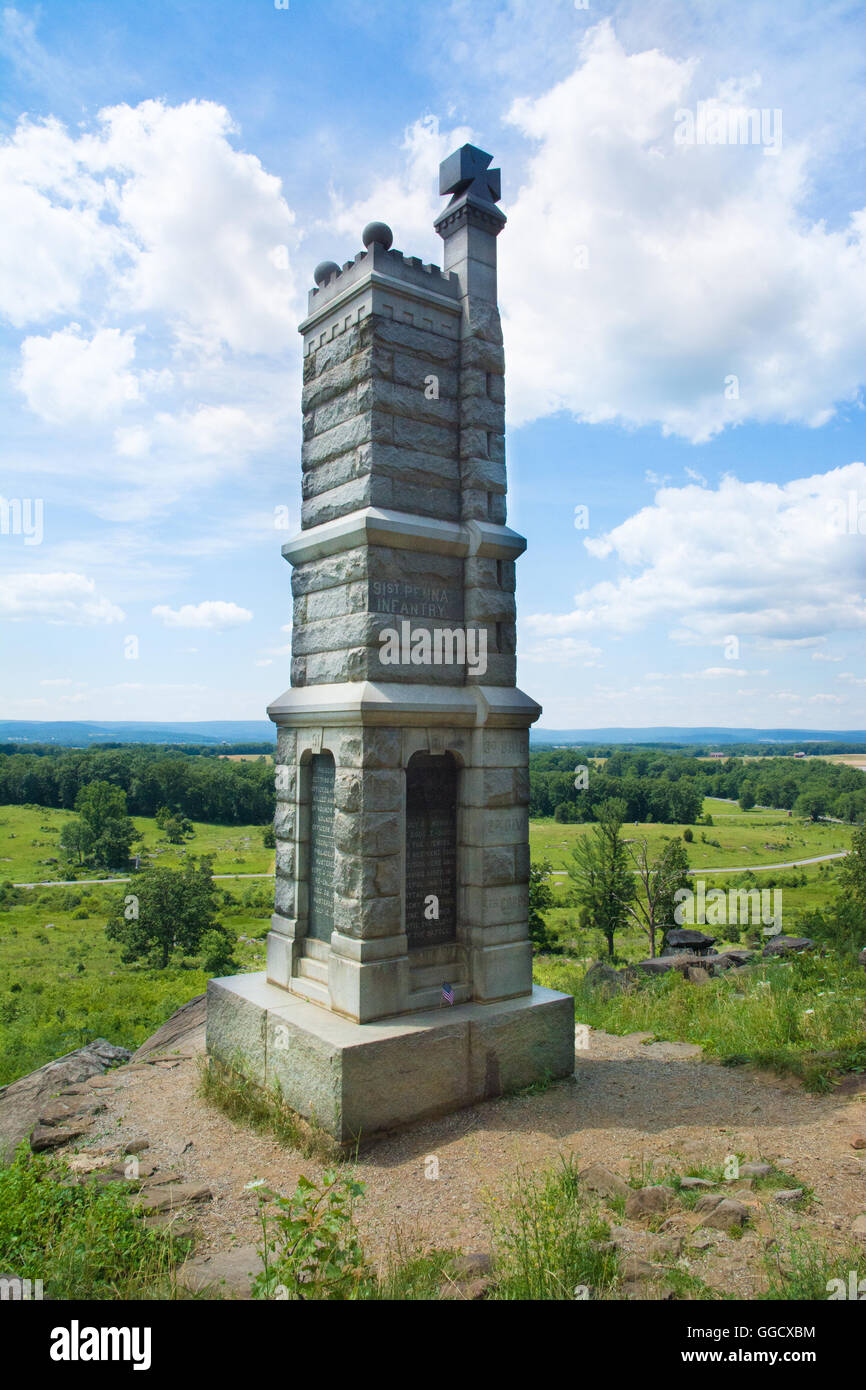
[325,115,473,261]
[527,462,866,645]
[151,600,253,630]
[499,21,866,439]
[0,572,124,623]
[0,99,301,353]
[519,634,602,666]
[16,325,140,423]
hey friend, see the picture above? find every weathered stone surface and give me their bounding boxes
[208,976,574,1142]
[451,1252,493,1278]
[762,935,815,957]
[772,1189,804,1205]
[625,1186,678,1219]
[134,1183,213,1213]
[580,1164,631,1200]
[698,1198,749,1232]
[131,995,206,1061]
[739,1162,772,1179]
[178,1246,265,1299]
[30,1123,88,1152]
[680,1177,716,1191]
[0,1038,131,1160]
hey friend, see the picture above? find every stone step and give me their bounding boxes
[410,963,467,990]
[408,983,471,1011]
[296,956,329,985]
[290,976,330,1008]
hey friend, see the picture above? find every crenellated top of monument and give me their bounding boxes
[303,143,506,331]
[305,230,460,316]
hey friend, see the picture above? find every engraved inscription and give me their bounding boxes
[405,753,458,949]
[369,579,462,621]
[308,753,335,943]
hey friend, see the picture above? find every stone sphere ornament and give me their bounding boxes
[313,261,340,287]
[362,221,393,250]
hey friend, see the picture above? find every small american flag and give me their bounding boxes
[441,982,454,1006]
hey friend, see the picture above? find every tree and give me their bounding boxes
[794,787,827,822]
[105,857,221,968]
[528,858,560,954]
[200,925,239,975]
[738,785,756,811]
[59,817,93,866]
[75,780,137,867]
[261,823,276,849]
[837,823,866,911]
[567,798,632,958]
[623,837,692,958]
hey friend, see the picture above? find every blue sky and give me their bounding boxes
[1,0,865,730]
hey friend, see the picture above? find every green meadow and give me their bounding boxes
[530,798,850,872]
[0,877,272,1086]
[0,803,275,883]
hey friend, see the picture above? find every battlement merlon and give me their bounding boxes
[299,240,462,354]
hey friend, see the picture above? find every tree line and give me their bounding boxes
[0,745,274,825]
[529,748,866,823]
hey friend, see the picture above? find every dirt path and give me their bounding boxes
[75,1017,866,1297]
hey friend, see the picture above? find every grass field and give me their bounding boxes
[0,876,271,1085]
[530,798,850,872]
[0,804,275,883]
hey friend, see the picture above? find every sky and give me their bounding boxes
[0,0,864,731]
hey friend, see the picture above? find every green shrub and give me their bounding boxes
[249,1171,369,1301]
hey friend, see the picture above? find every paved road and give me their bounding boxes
[12,872,275,888]
[550,850,849,877]
[15,852,849,889]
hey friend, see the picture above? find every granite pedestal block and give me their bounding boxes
[207,973,574,1143]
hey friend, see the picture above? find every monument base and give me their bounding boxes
[206,974,575,1144]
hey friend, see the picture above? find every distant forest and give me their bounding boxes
[0,742,864,828]
[0,744,274,826]
[529,747,866,823]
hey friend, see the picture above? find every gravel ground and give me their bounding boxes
[75,1019,866,1297]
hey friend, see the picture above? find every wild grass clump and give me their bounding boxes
[761,1226,866,1301]
[0,1145,190,1299]
[197,1055,342,1163]
[535,952,866,1090]
[484,1157,619,1300]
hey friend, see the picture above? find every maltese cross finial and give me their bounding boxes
[438,144,501,206]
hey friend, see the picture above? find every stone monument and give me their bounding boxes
[206,143,574,1141]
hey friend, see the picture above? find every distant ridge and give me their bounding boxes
[531,727,866,745]
[1,721,864,749]
[0,720,276,747]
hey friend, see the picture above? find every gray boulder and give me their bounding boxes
[583,961,626,996]
[0,1039,131,1160]
[762,935,814,958]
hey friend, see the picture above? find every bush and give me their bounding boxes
[250,1171,369,1301]
[683,828,694,843]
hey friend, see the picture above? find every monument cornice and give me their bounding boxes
[282,507,527,565]
[267,680,542,729]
